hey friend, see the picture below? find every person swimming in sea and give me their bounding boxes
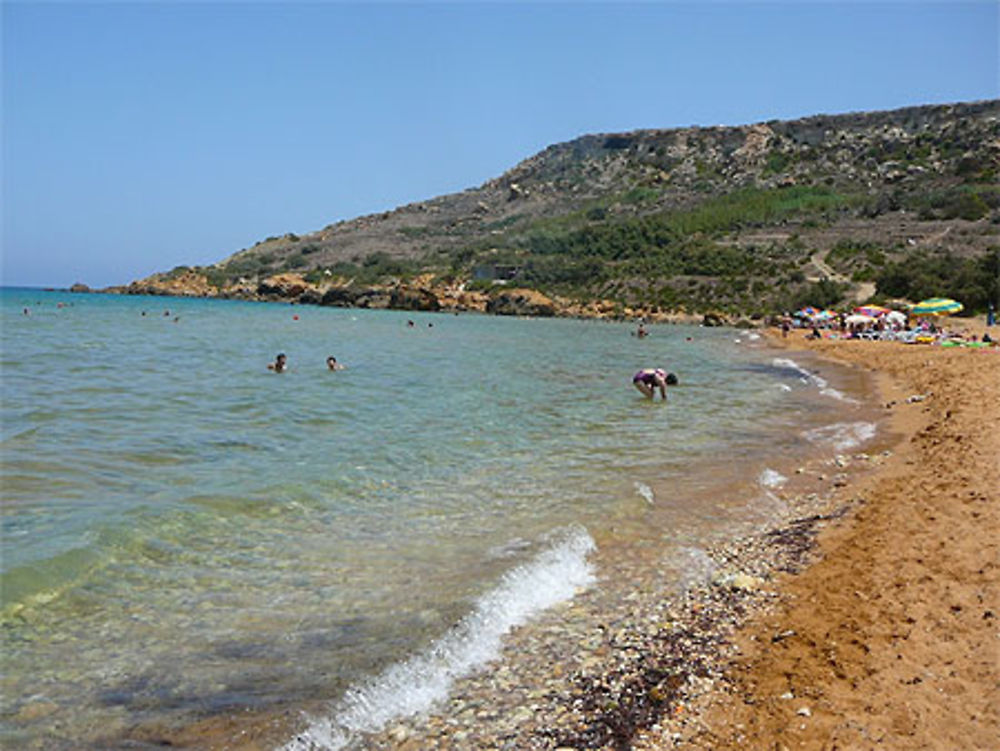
[632,368,678,400]
[326,356,345,371]
[267,353,287,373]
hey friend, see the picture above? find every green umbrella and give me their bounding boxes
[911,297,964,316]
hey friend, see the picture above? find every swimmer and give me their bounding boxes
[632,368,678,400]
[326,355,345,371]
[637,322,649,338]
[267,353,287,373]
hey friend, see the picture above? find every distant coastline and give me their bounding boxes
[75,272,748,327]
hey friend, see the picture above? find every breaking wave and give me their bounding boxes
[282,526,597,751]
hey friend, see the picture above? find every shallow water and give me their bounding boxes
[0,289,877,749]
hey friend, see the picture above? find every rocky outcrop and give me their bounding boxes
[390,286,441,312]
[122,269,218,297]
[100,266,768,325]
[69,283,91,293]
[486,288,557,317]
[257,273,308,299]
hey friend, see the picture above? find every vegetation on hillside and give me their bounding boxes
[144,101,1000,316]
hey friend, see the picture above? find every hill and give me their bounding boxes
[109,100,1000,320]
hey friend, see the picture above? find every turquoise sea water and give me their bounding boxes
[0,288,877,749]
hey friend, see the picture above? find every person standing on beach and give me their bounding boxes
[632,368,676,400]
[267,353,287,373]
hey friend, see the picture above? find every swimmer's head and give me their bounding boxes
[666,372,679,386]
[276,353,286,364]
[326,356,337,369]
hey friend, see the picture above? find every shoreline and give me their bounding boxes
[118,326,998,750]
[121,332,903,750]
[660,329,999,750]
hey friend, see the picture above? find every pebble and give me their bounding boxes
[797,706,812,717]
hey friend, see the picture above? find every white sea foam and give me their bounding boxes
[772,358,858,404]
[803,422,877,451]
[634,481,655,505]
[758,468,788,488]
[675,546,718,590]
[282,527,597,751]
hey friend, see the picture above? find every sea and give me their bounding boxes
[0,288,881,750]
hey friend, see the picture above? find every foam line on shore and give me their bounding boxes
[772,357,859,404]
[282,526,597,751]
[803,421,877,451]
[758,468,787,489]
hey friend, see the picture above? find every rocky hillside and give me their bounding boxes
[109,100,1000,318]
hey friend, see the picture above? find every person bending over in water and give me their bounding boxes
[326,356,345,371]
[268,353,287,373]
[632,368,678,400]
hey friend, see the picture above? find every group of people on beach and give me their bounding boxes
[268,354,345,373]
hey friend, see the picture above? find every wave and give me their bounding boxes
[803,422,877,451]
[282,526,597,751]
[758,468,788,488]
[634,481,655,505]
[771,357,858,404]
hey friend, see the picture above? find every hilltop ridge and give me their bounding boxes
[108,100,999,319]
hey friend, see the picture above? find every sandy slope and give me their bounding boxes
[676,334,999,750]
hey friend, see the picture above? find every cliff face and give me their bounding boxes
[107,100,1000,316]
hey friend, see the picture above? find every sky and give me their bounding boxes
[3,2,998,289]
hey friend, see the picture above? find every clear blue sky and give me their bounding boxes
[3,2,997,288]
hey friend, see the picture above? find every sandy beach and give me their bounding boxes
[656,328,1000,751]
[129,324,998,751]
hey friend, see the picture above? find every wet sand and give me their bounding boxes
[125,326,998,751]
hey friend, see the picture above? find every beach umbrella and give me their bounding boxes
[911,297,964,316]
[885,310,907,325]
[845,313,874,326]
[814,309,836,321]
[796,306,819,318]
[854,304,891,318]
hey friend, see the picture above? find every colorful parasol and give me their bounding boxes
[845,313,874,326]
[854,304,891,318]
[911,297,964,316]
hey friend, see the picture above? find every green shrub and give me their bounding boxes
[875,248,999,313]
